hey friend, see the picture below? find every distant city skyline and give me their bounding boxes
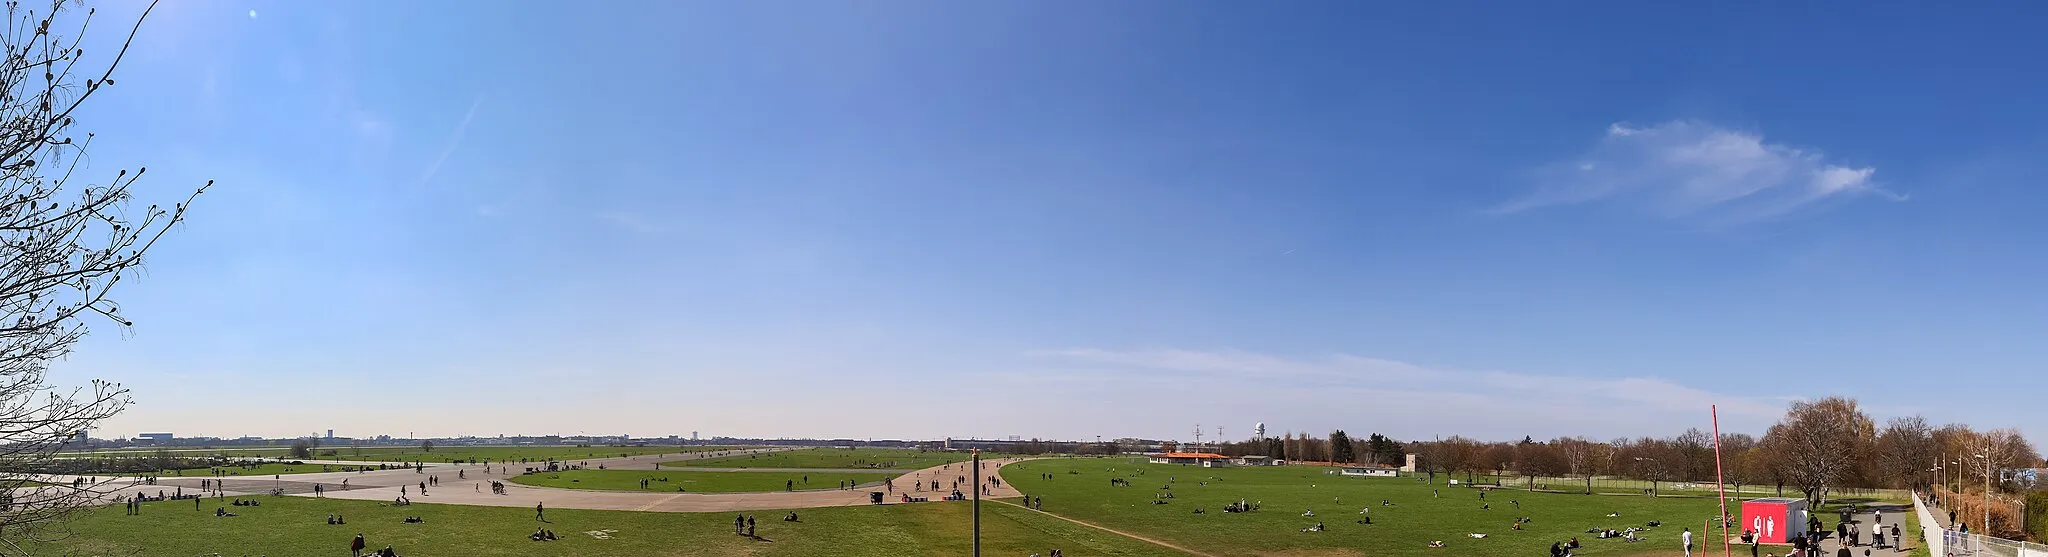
[56,1,2048,444]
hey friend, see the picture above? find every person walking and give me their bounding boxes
[735,513,744,534]
[1682,527,1694,557]
[535,502,545,522]
[1891,524,1903,550]
[351,533,366,557]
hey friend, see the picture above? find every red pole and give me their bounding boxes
[1713,405,1730,557]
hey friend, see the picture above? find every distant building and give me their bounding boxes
[1339,465,1399,477]
[326,429,335,439]
[1146,452,1231,467]
[137,432,173,443]
[1234,455,1275,466]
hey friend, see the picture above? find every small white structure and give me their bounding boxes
[1146,452,1233,467]
[1235,455,1275,466]
[1339,465,1399,477]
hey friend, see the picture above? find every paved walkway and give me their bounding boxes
[58,450,1029,515]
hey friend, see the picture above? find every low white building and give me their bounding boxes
[1339,465,1399,477]
[1146,452,1232,467]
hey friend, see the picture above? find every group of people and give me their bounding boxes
[325,514,347,525]
[348,533,397,557]
[733,514,758,537]
[1767,514,1902,557]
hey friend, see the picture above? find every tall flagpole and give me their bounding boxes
[1713,404,1730,557]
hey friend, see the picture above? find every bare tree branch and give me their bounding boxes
[0,0,206,549]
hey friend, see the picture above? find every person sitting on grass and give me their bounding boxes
[378,545,397,557]
[215,507,234,517]
[784,512,799,522]
[1427,540,1446,548]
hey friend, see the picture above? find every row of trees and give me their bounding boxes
[1213,397,2039,512]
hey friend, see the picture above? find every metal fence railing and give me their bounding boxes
[1459,474,1910,501]
[1916,490,2048,557]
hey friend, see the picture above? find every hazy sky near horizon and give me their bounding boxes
[49,1,2048,443]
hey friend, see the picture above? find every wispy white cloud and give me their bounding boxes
[420,99,482,187]
[350,110,391,144]
[1493,121,1905,220]
[595,212,663,235]
[1026,348,1788,440]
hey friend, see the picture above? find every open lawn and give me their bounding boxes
[510,470,898,493]
[669,448,966,470]
[62,445,752,465]
[28,493,1181,557]
[1003,457,1732,557]
[58,447,293,458]
[314,445,753,464]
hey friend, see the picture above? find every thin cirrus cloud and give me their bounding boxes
[420,98,482,187]
[1491,121,1906,220]
[1026,348,1790,439]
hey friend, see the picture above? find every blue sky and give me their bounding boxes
[59,0,2048,443]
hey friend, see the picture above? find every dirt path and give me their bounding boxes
[991,499,1211,557]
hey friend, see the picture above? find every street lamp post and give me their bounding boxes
[1976,452,1991,536]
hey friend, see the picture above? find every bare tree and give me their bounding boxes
[1412,439,1446,484]
[1673,428,1714,482]
[0,0,204,549]
[1440,436,1482,483]
[1717,433,1758,494]
[1759,396,1874,506]
[1514,440,1560,490]
[1553,436,1600,494]
[1874,416,1934,490]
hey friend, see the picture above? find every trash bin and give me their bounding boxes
[870,491,884,504]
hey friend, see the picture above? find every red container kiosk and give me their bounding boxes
[1740,497,1809,544]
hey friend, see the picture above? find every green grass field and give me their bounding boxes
[509,470,898,493]
[668,448,967,470]
[27,493,1179,557]
[316,445,751,464]
[58,447,293,458]
[1003,457,1729,557]
[61,445,751,465]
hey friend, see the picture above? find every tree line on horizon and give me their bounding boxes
[1208,397,2039,511]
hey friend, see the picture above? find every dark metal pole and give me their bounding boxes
[972,449,981,557]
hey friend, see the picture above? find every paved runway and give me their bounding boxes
[61,449,1027,514]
